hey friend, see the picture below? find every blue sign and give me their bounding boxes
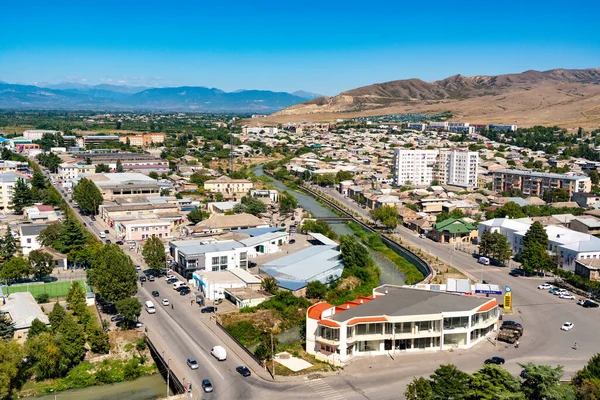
[505,286,512,293]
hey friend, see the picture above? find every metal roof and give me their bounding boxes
[19,224,48,237]
[0,292,49,330]
[173,240,245,256]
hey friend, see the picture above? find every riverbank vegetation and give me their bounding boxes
[347,222,424,284]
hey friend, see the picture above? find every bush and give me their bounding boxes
[123,358,142,381]
[225,321,262,347]
[36,293,50,303]
[64,362,95,388]
[135,337,146,352]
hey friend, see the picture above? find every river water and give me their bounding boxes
[254,166,405,285]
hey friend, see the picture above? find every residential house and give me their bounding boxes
[23,205,59,222]
[432,218,478,244]
[19,224,48,255]
[0,292,50,342]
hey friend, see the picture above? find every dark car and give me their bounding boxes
[484,356,505,365]
[583,300,600,308]
[91,215,96,221]
[140,276,147,282]
[105,239,111,244]
[152,290,160,297]
[111,315,125,322]
[175,285,189,292]
[201,306,216,313]
[202,379,213,393]
[236,366,251,377]
[166,277,177,284]
[248,261,257,268]
[502,320,523,328]
[180,288,191,296]
[509,269,523,277]
[83,222,87,227]
[289,239,296,244]
[104,230,109,234]
[116,240,124,245]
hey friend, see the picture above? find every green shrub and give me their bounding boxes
[64,362,95,388]
[123,358,142,381]
[36,293,50,303]
[135,337,146,352]
[225,321,262,347]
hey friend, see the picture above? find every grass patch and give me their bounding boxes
[347,222,424,284]
[6,280,89,299]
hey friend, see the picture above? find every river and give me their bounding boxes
[254,165,405,285]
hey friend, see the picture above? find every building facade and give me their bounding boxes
[118,133,166,147]
[23,130,62,140]
[169,240,250,279]
[0,172,28,210]
[117,219,172,241]
[306,285,499,365]
[204,176,254,195]
[493,169,591,197]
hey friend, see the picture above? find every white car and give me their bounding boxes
[560,293,576,300]
[561,322,574,331]
[554,289,569,296]
[161,299,170,306]
[538,283,553,290]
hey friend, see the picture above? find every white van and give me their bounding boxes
[478,257,490,265]
[211,346,227,361]
[99,232,106,239]
[145,300,156,314]
[173,281,186,290]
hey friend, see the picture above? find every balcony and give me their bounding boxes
[316,335,340,346]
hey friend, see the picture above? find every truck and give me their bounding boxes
[497,328,519,344]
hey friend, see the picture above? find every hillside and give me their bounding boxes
[272,68,600,127]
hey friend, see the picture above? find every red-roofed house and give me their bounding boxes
[306,285,499,365]
[23,205,59,222]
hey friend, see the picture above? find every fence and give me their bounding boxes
[215,320,266,369]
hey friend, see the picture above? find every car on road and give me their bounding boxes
[554,289,569,296]
[161,299,169,306]
[583,300,600,308]
[91,216,96,221]
[129,243,136,249]
[559,293,576,300]
[104,230,109,234]
[83,222,87,227]
[561,322,574,331]
[578,299,586,305]
[202,379,213,393]
[484,357,505,365]
[186,358,199,370]
[148,275,155,282]
[248,261,257,268]
[179,287,191,295]
[105,239,111,244]
[140,276,147,282]
[152,290,160,297]
[166,277,177,284]
[509,269,523,277]
[236,366,251,377]
[135,265,142,271]
[419,234,427,239]
[116,240,124,245]
[538,283,553,290]
[289,239,296,244]
[201,306,216,313]
[549,288,562,294]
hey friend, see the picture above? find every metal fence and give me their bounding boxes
[215,320,266,369]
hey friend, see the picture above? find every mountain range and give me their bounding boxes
[0,82,322,113]
[273,68,600,128]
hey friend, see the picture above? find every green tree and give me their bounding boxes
[489,201,526,219]
[187,208,209,224]
[590,170,600,186]
[519,362,572,400]
[0,256,31,282]
[340,235,374,270]
[470,365,524,400]
[261,277,279,294]
[523,221,548,248]
[542,188,570,203]
[90,245,137,303]
[87,324,110,354]
[56,313,86,368]
[301,219,338,240]
[72,177,103,215]
[371,205,399,230]
[116,298,142,328]
[12,177,33,213]
[48,302,67,332]
[116,159,124,173]
[573,353,600,398]
[95,163,110,173]
[37,223,62,248]
[66,281,87,317]
[479,230,492,257]
[241,196,268,216]
[1,227,17,261]
[28,317,49,337]
[26,331,67,379]
[56,217,89,254]
[279,191,298,213]
[30,169,47,190]
[142,235,166,272]
[430,364,472,400]
[149,171,159,180]
[189,173,211,186]
[232,203,246,214]
[405,376,433,400]
[0,313,15,339]
[335,170,353,183]
[489,232,512,266]
[28,250,55,279]
[0,339,24,398]
[306,281,328,299]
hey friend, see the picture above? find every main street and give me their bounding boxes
[47,168,600,399]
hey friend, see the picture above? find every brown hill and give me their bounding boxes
[270,68,600,128]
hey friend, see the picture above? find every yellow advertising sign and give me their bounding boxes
[503,292,513,311]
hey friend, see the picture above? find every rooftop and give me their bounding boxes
[495,169,589,180]
[20,224,48,236]
[172,239,246,256]
[0,292,49,330]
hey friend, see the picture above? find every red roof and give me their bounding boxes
[347,316,388,326]
[317,319,340,328]
[477,300,498,312]
[307,302,333,320]
[36,205,54,212]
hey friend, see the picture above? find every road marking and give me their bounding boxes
[306,378,346,399]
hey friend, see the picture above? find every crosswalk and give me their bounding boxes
[305,378,346,400]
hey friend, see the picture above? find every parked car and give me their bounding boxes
[419,234,427,239]
[104,230,109,234]
[561,322,574,331]
[187,358,199,370]
[179,287,191,295]
[148,275,155,282]
[135,265,142,271]
[509,269,522,277]
[559,293,576,300]
[116,240,124,245]
[152,290,160,297]
[202,379,213,393]
[166,277,177,284]
[236,366,251,377]
[111,315,125,322]
[484,357,505,365]
[91,215,96,221]
[289,239,296,244]
[202,306,216,313]
[554,289,569,296]
[105,239,111,244]
[161,299,170,306]
[549,288,562,294]
[583,300,600,308]
[578,299,586,305]
[538,283,553,290]
[139,276,147,282]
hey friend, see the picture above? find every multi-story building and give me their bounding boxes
[169,240,250,279]
[23,130,62,140]
[0,172,29,210]
[117,219,172,241]
[15,143,40,154]
[306,285,499,365]
[118,133,166,147]
[78,135,120,148]
[405,123,427,131]
[393,149,479,187]
[428,121,448,130]
[493,169,591,197]
[78,172,161,201]
[242,126,279,134]
[0,160,29,174]
[204,176,254,196]
[488,124,518,132]
[479,218,600,271]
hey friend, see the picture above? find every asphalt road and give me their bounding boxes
[47,170,600,399]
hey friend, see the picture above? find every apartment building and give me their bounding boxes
[488,124,518,132]
[306,285,499,365]
[117,219,172,241]
[169,240,250,279]
[118,133,166,146]
[204,176,254,195]
[0,160,29,174]
[405,123,427,132]
[0,172,28,210]
[22,130,62,140]
[428,122,448,130]
[393,149,479,187]
[57,162,96,182]
[493,169,591,197]
[242,126,279,134]
[78,135,120,148]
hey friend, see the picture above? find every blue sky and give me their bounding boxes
[0,0,598,95]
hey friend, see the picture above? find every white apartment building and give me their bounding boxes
[0,172,28,210]
[306,285,499,365]
[242,126,279,135]
[393,149,479,187]
[428,122,449,130]
[479,218,600,271]
[23,130,62,140]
